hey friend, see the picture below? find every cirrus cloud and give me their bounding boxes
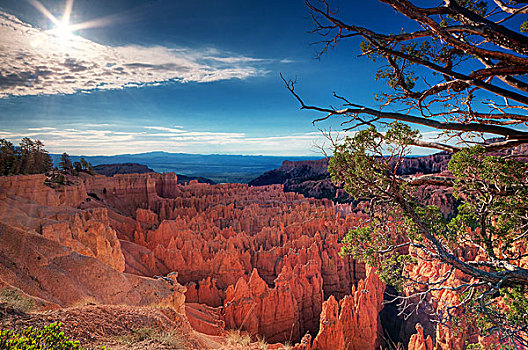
[0,125,328,156]
[0,11,268,97]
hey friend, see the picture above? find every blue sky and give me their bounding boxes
[0,0,417,156]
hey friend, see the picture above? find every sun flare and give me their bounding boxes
[27,0,117,48]
[53,22,74,38]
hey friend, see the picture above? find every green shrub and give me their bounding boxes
[0,322,85,349]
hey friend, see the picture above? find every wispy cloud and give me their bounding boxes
[1,125,328,156]
[0,11,269,97]
[144,126,186,133]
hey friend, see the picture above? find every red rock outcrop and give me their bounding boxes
[310,265,385,350]
[0,174,86,208]
[0,172,394,348]
[82,173,163,216]
[41,208,125,272]
[223,264,323,343]
[0,174,126,272]
[408,324,434,350]
[185,277,224,307]
[0,222,185,313]
[310,295,344,350]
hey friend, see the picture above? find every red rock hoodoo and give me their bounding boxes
[0,172,392,349]
[89,175,372,344]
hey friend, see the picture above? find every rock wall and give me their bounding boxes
[0,174,86,207]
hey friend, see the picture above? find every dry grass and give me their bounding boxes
[0,288,35,313]
[113,327,187,349]
[225,329,252,348]
[255,335,268,349]
[280,342,293,350]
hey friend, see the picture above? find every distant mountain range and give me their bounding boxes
[93,163,155,177]
[50,151,319,183]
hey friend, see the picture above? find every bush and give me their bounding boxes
[0,322,83,349]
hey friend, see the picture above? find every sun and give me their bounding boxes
[53,22,74,39]
[28,0,76,41]
[28,0,113,46]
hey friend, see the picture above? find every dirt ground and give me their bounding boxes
[0,302,223,349]
[0,302,286,349]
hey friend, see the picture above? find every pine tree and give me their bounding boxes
[59,153,73,175]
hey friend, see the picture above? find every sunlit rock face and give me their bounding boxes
[0,172,389,348]
[0,174,186,314]
[88,174,371,344]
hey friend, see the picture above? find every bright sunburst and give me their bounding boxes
[51,22,74,39]
[27,0,75,45]
[28,0,111,45]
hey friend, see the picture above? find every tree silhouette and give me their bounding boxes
[59,153,73,175]
[0,138,52,175]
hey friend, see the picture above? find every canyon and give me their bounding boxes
[0,166,504,349]
[248,155,460,219]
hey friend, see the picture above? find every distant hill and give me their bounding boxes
[248,158,352,202]
[50,152,319,184]
[93,163,155,177]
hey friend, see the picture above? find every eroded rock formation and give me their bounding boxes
[89,175,371,344]
[311,266,385,350]
[0,172,388,348]
[0,173,185,315]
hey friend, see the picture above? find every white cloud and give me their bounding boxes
[203,56,268,64]
[1,125,327,156]
[144,126,186,133]
[26,127,57,131]
[0,11,268,97]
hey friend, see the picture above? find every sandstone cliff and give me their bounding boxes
[0,173,187,317]
[247,155,458,216]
